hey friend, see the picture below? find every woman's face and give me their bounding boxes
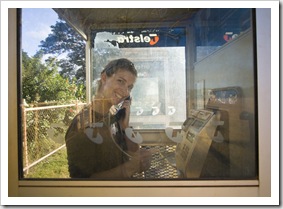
[100,69,136,105]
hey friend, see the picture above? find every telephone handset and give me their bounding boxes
[115,95,131,121]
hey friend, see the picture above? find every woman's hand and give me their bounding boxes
[119,98,131,130]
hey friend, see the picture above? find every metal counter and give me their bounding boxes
[132,145,179,179]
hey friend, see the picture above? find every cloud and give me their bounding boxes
[22,24,51,56]
[22,8,58,56]
[27,24,52,41]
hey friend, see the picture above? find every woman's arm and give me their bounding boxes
[116,98,140,152]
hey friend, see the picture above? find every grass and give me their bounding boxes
[24,146,70,179]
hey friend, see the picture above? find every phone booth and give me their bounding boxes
[91,27,188,179]
[54,8,257,180]
[6,5,275,199]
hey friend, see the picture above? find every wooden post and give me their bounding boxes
[34,104,39,159]
[21,100,29,175]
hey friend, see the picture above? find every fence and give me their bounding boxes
[21,100,86,175]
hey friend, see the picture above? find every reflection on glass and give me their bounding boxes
[20,8,257,180]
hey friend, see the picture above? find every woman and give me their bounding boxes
[65,58,153,179]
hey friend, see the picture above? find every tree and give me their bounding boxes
[39,20,86,84]
[22,50,84,103]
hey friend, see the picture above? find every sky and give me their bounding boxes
[22,8,59,56]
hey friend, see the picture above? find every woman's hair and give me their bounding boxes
[93,58,137,95]
[101,58,137,77]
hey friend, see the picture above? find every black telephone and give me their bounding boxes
[115,96,131,121]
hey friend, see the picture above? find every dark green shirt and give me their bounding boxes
[65,108,129,178]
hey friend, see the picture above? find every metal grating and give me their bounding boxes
[132,145,179,179]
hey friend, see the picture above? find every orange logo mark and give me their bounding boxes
[150,36,159,45]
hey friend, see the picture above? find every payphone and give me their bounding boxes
[175,86,242,178]
[133,87,243,179]
[175,109,224,178]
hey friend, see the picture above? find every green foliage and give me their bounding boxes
[39,20,86,85]
[24,106,78,163]
[26,131,58,162]
[22,51,85,103]
[24,147,69,178]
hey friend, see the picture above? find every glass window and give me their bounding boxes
[19,8,257,181]
[20,8,86,178]
[194,8,252,62]
[91,27,187,130]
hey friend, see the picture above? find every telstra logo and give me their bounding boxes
[117,34,159,46]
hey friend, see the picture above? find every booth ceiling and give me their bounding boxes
[53,8,200,39]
